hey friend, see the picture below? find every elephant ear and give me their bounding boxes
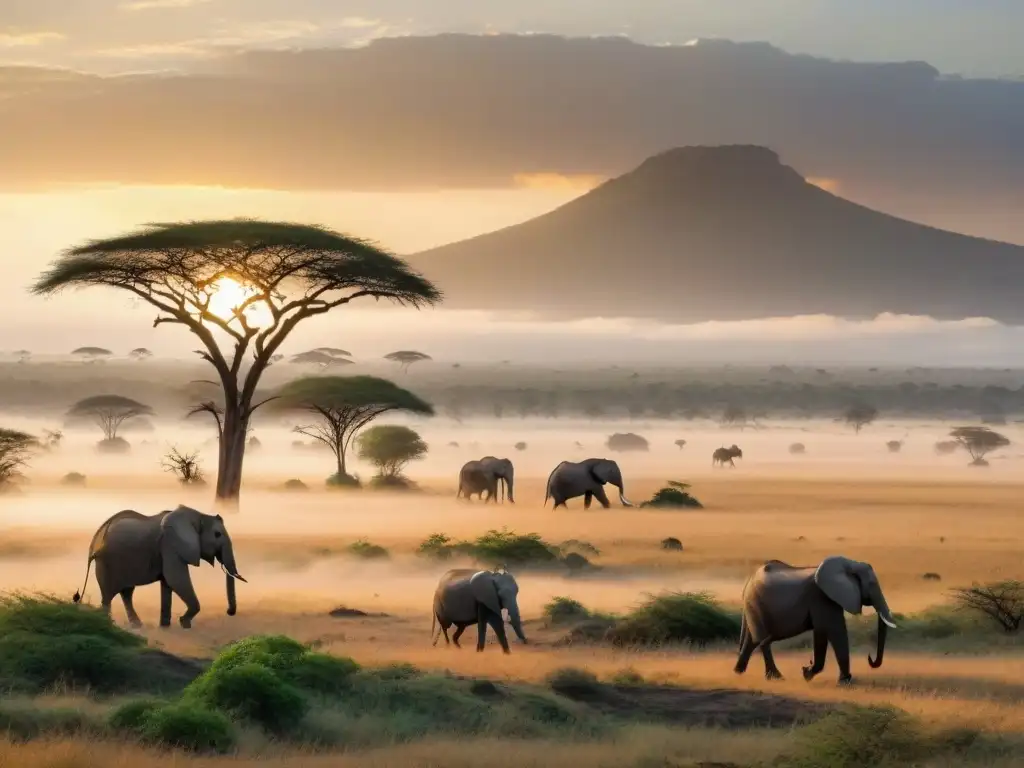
[814,556,864,615]
[590,460,615,484]
[160,505,202,567]
[469,571,503,615]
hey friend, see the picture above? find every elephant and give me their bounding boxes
[72,504,247,629]
[713,444,743,467]
[456,456,515,503]
[734,556,897,685]
[431,567,527,653]
[544,457,633,509]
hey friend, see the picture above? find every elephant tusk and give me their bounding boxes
[881,615,897,629]
[220,564,248,583]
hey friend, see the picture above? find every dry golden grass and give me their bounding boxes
[2,472,1024,764]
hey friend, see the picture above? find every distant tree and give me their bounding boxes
[162,447,206,486]
[514,441,527,451]
[128,347,153,361]
[272,375,434,483]
[314,347,351,358]
[950,426,1011,466]
[606,432,650,452]
[844,403,878,434]
[67,395,154,447]
[33,219,439,504]
[674,439,687,450]
[41,429,63,450]
[357,424,428,481]
[0,428,39,490]
[14,349,31,364]
[72,346,112,364]
[951,581,1024,633]
[384,350,432,374]
[720,403,749,428]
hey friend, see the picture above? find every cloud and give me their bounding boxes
[512,172,606,192]
[120,0,214,10]
[0,30,65,48]
[94,42,210,59]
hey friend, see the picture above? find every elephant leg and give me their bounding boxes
[829,621,853,684]
[95,561,115,617]
[759,640,784,680]
[734,624,756,674]
[802,628,829,681]
[592,486,611,509]
[120,587,143,628]
[476,605,488,652]
[583,492,593,510]
[163,559,200,629]
[487,609,511,654]
[452,624,466,648]
[159,580,173,628]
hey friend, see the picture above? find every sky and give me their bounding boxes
[2,0,1023,78]
[3,1,1024,366]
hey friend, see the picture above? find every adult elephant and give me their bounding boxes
[72,504,247,629]
[457,456,515,503]
[544,458,633,509]
[734,556,897,685]
[432,568,527,653]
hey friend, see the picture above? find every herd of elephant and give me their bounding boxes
[74,504,896,686]
[459,448,744,509]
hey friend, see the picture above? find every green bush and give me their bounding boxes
[418,533,456,560]
[326,472,362,489]
[186,661,308,733]
[108,698,164,730]
[288,652,360,695]
[0,594,146,693]
[347,539,389,560]
[110,699,235,754]
[545,667,601,697]
[777,706,941,768]
[607,592,740,648]
[543,597,592,625]
[465,529,558,567]
[0,701,94,740]
[639,481,703,509]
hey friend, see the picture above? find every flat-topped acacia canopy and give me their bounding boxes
[31,218,442,503]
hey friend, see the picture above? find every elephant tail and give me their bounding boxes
[72,556,94,604]
[543,463,562,507]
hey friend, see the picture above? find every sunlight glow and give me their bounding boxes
[203,276,273,329]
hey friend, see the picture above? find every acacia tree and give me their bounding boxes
[0,428,39,490]
[384,350,432,374]
[67,395,154,444]
[33,219,440,504]
[844,402,878,434]
[129,347,153,361]
[72,346,112,364]
[272,375,434,483]
[950,426,1011,466]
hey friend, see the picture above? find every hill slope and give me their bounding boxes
[408,145,1024,323]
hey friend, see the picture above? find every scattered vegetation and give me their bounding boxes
[514,440,527,451]
[559,539,601,557]
[639,481,703,509]
[416,529,563,569]
[949,425,1011,466]
[886,439,904,453]
[357,424,428,487]
[60,471,87,487]
[66,394,154,453]
[950,581,1024,633]
[844,402,879,433]
[605,432,649,452]
[660,537,684,551]
[346,539,390,560]
[384,350,432,374]
[161,447,206,486]
[674,438,686,450]
[283,478,308,491]
[543,597,595,626]
[0,428,39,491]
[789,441,806,454]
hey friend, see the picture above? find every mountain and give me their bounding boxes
[2,35,1024,241]
[407,145,1024,323]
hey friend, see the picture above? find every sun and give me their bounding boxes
[203,276,272,328]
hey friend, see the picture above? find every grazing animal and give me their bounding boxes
[431,568,527,653]
[734,556,897,685]
[72,504,246,629]
[456,456,515,503]
[544,458,632,509]
[712,444,743,467]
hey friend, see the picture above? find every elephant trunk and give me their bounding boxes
[617,482,633,507]
[217,540,246,617]
[867,583,895,669]
[225,571,237,616]
[506,601,527,643]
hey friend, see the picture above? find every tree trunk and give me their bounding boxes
[215,407,248,508]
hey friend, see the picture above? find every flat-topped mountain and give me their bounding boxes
[408,145,1024,323]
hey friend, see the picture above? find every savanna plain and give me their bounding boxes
[1,362,1023,767]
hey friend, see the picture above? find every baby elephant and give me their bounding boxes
[432,568,527,653]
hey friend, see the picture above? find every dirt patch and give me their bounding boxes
[557,682,832,728]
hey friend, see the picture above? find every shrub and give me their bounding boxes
[514,441,527,451]
[0,428,39,489]
[950,581,1024,632]
[545,667,601,697]
[186,661,307,733]
[605,432,649,452]
[0,701,94,740]
[368,474,419,491]
[789,442,807,454]
[466,529,558,567]
[96,437,131,454]
[326,472,361,489]
[357,424,428,479]
[0,594,145,693]
[347,539,389,560]
[418,533,456,560]
[607,592,740,648]
[60,471,87,487]
[543,597,591,625]
[777,706,937,768]
[559,539,601,557]
[561,552,592,573]
[283,478,308,491]
[639,481,703,509]
[610,668,645,686]
[660,537,684,551]
[111,699,235,754]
